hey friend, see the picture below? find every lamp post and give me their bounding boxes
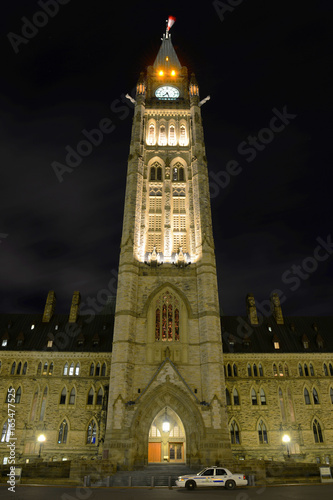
[37,434,46,458]
[282,434,290,458]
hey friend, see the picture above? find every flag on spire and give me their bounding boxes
[167,16,176,31]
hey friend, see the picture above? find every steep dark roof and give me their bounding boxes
[221,316,333,354]
[153,33,181,70]
[0,313,114,352]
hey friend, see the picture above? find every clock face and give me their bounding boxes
[155,86,180,100]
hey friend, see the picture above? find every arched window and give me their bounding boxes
[233,364,238,377]
[273,364,277,376]
[39,387,48,421]
[278,364,283,376]
[63,363,68,376]
[75,363,80,376]
[304,364,309,376]
[230,421,240,444]
[58,420,68,444]
[5,387,14,403]
[179,125,187,146]
[16,362,22,375]
[226,388,231,405]
[253,364,258,377]
[260,388,266,405]
[330,387,333,404]
[42,362,48,375]
[259,363,263,377]
[22,362,27,375]
[329,363,333,376]
[156,167,162,181]
[233,388,240,405]
[150,166,156,180]
[251,389,258,405]
[324,364,328,376]
[298,364,303,376]
[69,388,76,405]
[101,363,106,376]
[10,362,16,375]
[87,420,97,444]
[69,362,74,376]
[155,291,180,342]
[279,388,286,421]
[37,362,42,375]
[313,388,319,404]
[178,167,184,181]
[159,125,167,145]
[304,388,310,405]
[313,419,323,443]
[30,389,39,421]
[60,388,67,405]
[96,388,103,405]
[172,166,178,181]
[227,364,232,377]
[310,364,314,376]
[284,363,289,376]
[258,420,268,444]
[48,363,53,375]
[169,125,176,146]
[15,387,21,404]
[1,420,11,443]
[95,363,101,376]
[90,363,94,376]
[87,388,94,405]
[247,364,252,377]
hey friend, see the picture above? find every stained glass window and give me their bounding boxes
[155,291,180,342]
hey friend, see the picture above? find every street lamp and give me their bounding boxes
[37,434,46,458]
[282,434,290,458]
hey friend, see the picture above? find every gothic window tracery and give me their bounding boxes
[179,124,187,146]
[155,291,180,341]
[169,124,176,145]
[158,125,167,145]
[148,124,155,145]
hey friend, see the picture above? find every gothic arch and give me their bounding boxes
[129,382,205,465]
[142,282,193,318]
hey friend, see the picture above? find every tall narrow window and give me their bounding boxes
[58,420,68,444]
[155,291,180,342]
[75,363,80,376]
[233,364,238,377]
[10,362,16,375]
[156,167,162,181]
[304,364,309,376]
[230,421,240,444]
[69,362,74,376]
[39,387,48,421]
[69,388,76,405]
[173,166,178,181]
[150,166,156,180]
[227,364,232,377]
[159,125,167,145]
[329,363,333,376]
[95,363,100,376]
[60,388,67,405]
[63,363,68,376]
[279,388,286,420]
[15,387,21,404]
[16,362,22,375]
[284,363,289,376]
[233,388,240,405]
[101,363,106,376]
[1,420,11,443]
[279,364,283,376]
[247,364,252,377]
[304,388,310,405]
[273,364,277,376]
[310,364,314,376]
[30,390,39,421]
[178,167,184,181]
[148,124,155,145]
[324,364,328,376]
[251,389,258,405]
[299,364,303,376]
[169,125,176,145]
[260,388,266,405]
[258,421,268,444]
[48,363,53,375]
[22,362,27,375]
[313,388,319,404]
[313,419,323,443]
[43,362,48,375]
[96,388,103,405]
[253,364,258,377]
[259,364,263,377]
[226,388,231,405]
[179,125,187,146]
[87,388,94,405]
[87,421,97,444]
[37,362,42,375]
[90,363,94,376]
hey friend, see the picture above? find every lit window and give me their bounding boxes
[279,364,283,376]
[31,324,35,330]
[155,291,180,341]
[42,362,48,375]
[87,421,97,444]
[48,363,53,375]
[169,125,176,145]
[274,341,280,349]
[1,421,11,443]
[75,363,80,376]
[179,125,187,146]
[2,340,7,347]
[268,326,272,332]
[69,363,74,376]
[47,340,53,348]
[55,325,59,330]
[273,364,277,376]
[63,363,68,376]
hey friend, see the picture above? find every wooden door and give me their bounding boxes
[148,442,161,463]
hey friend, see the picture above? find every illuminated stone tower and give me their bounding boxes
[104,20,231,468]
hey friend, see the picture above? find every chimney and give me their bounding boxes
[42,290,56,323]
[69,291,81,323]
[271,293,284,324]
[246,293,258,325]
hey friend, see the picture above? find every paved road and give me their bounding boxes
[1,484,333,500]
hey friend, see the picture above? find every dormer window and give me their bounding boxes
[2,339,7,347]
[302,334,309,349]
[55,325,59,331]
[274,341,280,349]
[47,340,53,348]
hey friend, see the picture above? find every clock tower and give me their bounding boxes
[104,20,232,468]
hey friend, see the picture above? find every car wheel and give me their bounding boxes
[225,479,236,490]
[186,480,196,490]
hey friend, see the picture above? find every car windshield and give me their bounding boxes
[197,469,208,476]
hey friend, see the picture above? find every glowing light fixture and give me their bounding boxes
[162,407,170,432]
[282,434,290,443]
[159,70,164,76]
[165,56,169,61]
[171,70,176,76]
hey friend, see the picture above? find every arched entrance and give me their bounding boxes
[148,407,186,463]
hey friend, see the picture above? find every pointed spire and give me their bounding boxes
[153,18,181,71]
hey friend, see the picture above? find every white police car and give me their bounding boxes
[175,466,248,490]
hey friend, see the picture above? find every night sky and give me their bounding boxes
[1,1,332,316]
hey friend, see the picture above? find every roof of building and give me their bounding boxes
[153,33,181,71]
[0,313,114,353]
[221,315,333,354]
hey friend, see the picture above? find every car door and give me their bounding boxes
[197,468,215,486]
[214,468,228,486]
